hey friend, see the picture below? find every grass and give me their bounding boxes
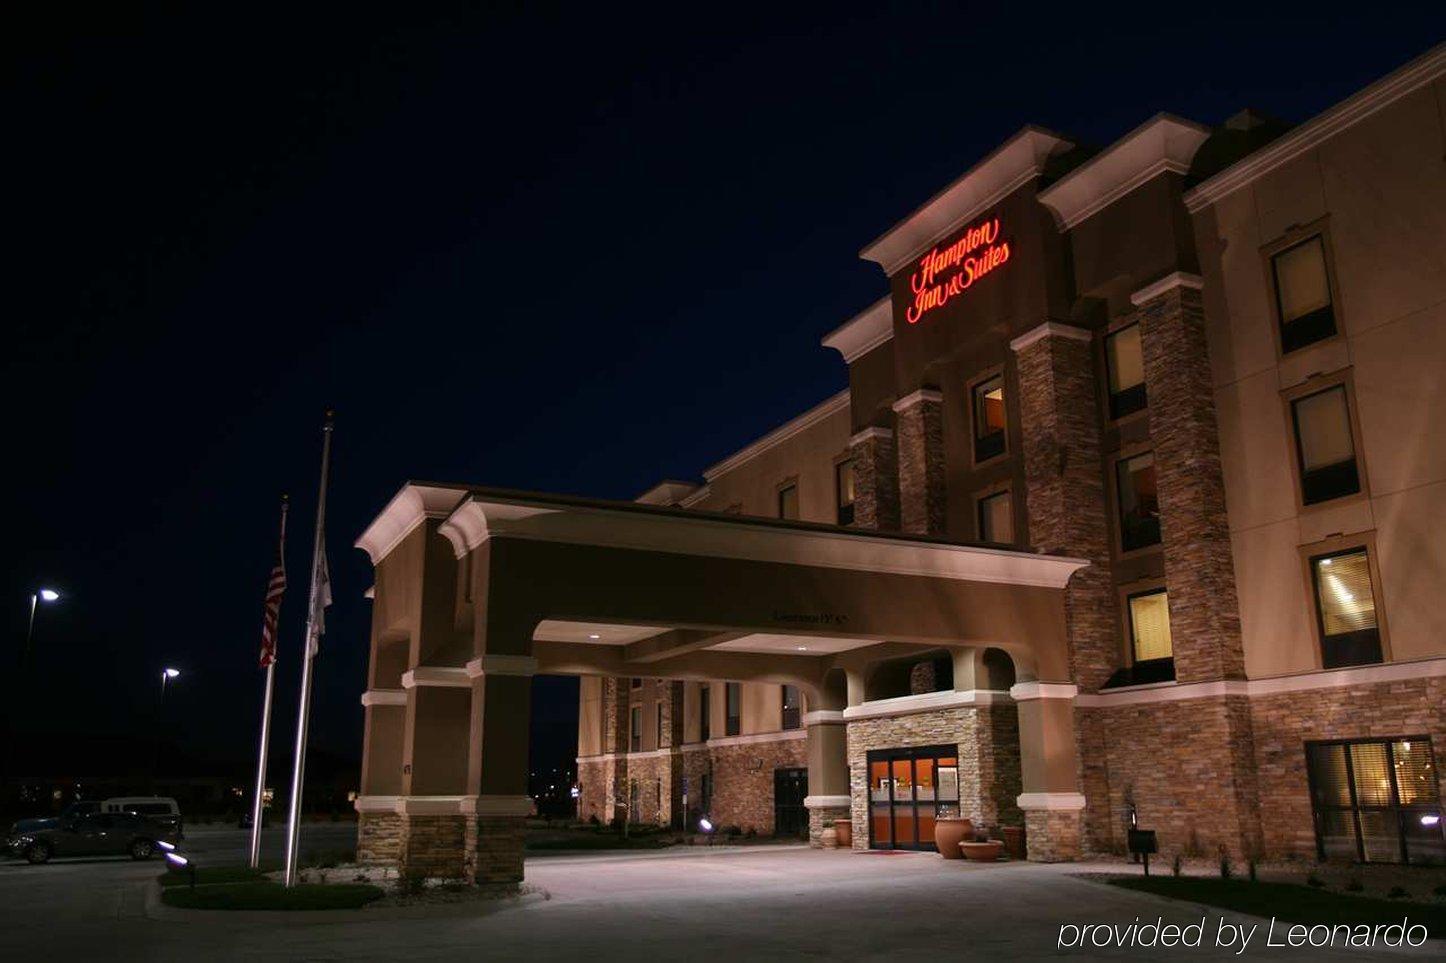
[159,881,384,911]
[1109,876,1446,931]
[158,865,274,888]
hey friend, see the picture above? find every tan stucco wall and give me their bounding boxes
[577,675,604,757]
[1198,81,1446,677]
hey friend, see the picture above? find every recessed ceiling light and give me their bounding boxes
[588,633,601,640]
[796,645,808,651]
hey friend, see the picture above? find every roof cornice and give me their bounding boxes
[701,390,849,482]
[1038,113,1209,229]
[860,126,1074,276]
[1184,42,1446,213]
[821,297,892,364]
[354,484,466,564]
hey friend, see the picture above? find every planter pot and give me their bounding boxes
[960,840,1005,862]
[833,818,853,849]
[933,817,974,859]
[1001,825,1025,861]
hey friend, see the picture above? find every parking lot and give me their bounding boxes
[0,830,1440,960]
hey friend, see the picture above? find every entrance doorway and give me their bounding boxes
[867,745,960,850]
[774,767,808,838]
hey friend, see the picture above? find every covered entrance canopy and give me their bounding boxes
[353,482,1089,884]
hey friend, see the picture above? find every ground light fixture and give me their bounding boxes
[165,851,197,889]
[698,817,714,833]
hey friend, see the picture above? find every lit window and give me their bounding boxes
[1116,452,1161,552]
[1127,588,1173,665]
[725,682,741,737]
[1306,737,1441,864]
[1271,235,1336,354]
[976,490,1013,544]
[778,484,799,520]
[1292,385,1361,505]
[971,375,1007,462]
[1310,549,1382,669]
[781,685,800,730]
[1104,324,1146,420]
[836,460,856,526]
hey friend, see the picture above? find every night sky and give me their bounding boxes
[6,5,1443,785]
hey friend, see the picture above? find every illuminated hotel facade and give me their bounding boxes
[353,46,1446,885]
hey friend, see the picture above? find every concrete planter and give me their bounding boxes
[960,840,1004,862]
[933,817,974,859]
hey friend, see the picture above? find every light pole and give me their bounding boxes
[23,588,61,666]
[3,588,62,814]
[152,668,180,790]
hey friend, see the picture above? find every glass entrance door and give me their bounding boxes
[866,745,960,850]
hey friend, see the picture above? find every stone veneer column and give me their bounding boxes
[1131,273,1245,684]
[601,676,629,823]
[461,652,537,893]
[848,427,900,531]
[1009,321,1118,692]
[892,389,947,536]
[396,673,471,880]
[1011,682,1086,861]
[803,709,851,846]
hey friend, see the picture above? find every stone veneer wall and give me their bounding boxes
[846,706,1022,851]
[895,396,946,536]
[464,816,526,892]
[398,813,467,879]
[576,757,612,824]
[357,811,402,865]
[1249,675,1446,859]
[623,753,675,826]
[702,736,808,835]
[849,430,900,531]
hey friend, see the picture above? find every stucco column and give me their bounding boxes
[1132,273,1245,684]
[892,389,947,536]
[1009,321,1118,693]
[393,669,471,879]
[462,652,536,893]
[1011,682,1085,862]
[849,427,900,531]
[803,709,850,847]
[355,689,407,864]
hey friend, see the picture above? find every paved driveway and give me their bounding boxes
[0,838,1438,960]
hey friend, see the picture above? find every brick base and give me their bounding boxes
[356,811,402,865]
[808,805,851,847]
[398,813,467,880]
[465,815,526,893]
[1024,809,1083,862]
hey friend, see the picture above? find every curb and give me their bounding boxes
[143,879,547,924]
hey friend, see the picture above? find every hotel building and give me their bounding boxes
[353,45,1446,886]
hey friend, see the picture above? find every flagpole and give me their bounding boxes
[248,497,287,869]
[284,412,334,887]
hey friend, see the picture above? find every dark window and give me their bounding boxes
[1116,452,1161,552]
[699,686,710,742]
[725,682,741,737]
[630,706,641,753]
[1104,323,1147,419]
[976,490,1013,544]
[700,772,713,812]
[1309,548,1383,669]
[1292,385,1361,505]
[656,702,665,749]
[1272,235,1337,354]
[1123,588,1174,684]
[781,685,801,730]
[631,677,641,689]
[1306,737,1443,864]
[971,375,1007,463]
[835,460,856,526]
[778,484,799,520]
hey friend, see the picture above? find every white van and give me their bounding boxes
[102,797,183,835]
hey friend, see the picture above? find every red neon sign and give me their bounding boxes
[905,216,1011,324]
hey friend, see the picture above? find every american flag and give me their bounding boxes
[259,502,288,668]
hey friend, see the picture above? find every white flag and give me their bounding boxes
[308,552,332,658]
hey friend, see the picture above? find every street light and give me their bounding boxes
[3,589,64,809]
[25,588,62,663]
[152,668,182,789]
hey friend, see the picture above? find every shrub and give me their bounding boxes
[1218,846,1233,880]
[1171,853,1182,878]
[1345,877,1363,893]
[1433,882,1446,897]
[1306,874,1325,888]
[1387,886,1408,899]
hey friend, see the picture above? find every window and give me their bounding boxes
[1306,737,1443,864]
[656,702,665,749]
[778,483,799,520]
[699,685,710,742]
[1291,384,1361,505]
[1309,548,1383,669]
[630,706,642,753]
[835,459,856,526]
[781,685,801,730]
[1115,452,1161,552]
[971,375,1007,463]
[1270,233,1337,354]
[725,682,741,737]
[1125,587,1173,680]
[976,489,1013,544]
[1104,323,1147,420]
[631,677,642,689]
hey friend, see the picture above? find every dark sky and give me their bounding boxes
[5,5,1443,783]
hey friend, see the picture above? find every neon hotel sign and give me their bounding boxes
[905,216,1011,324]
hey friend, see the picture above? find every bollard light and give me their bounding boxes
[698,817,714,833]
